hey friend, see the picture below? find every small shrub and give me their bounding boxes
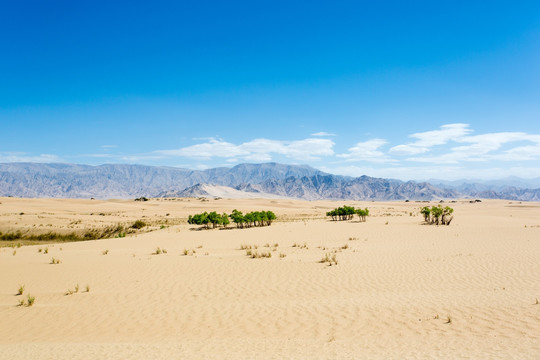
[17,285,25,296]
[17,299,25,307]
[38,248,42,253]
[279,252,286,258]
[132,220,147,229]
[50,257,61,264]
[85,284,90,292]
[75,284,79,293]
[12,250,16,256]
[102,249,109,255]
[26,295,35,307]
[44,247,48,254]
[320,253,338,266]
[445,315,452,324]
[154,247,163,255]
[250,250,272,258]
[341,244,349,250]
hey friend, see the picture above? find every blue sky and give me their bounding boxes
[1,1,540,180]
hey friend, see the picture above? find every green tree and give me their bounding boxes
[420,207,431,223]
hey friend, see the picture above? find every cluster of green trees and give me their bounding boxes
[326,206,370,222]
[187,210,276,229]
[229,210,276,228]
[420,205,454,225]
[187,211,230,228]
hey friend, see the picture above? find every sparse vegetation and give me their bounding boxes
[86,284,90,292]
[132,220,147,229]
[26,295,35,306]
[229,210,276,228]
[187,210,276,229]
[249,250,272,259]
[17,285,25,296]
[326,206,355,221]
[320,253,338,266]
[1,224,131,246]
[154,247,166,255]
[421,205,454,225]
[102,249,109,255]
[326,206,369,222]
[50,257,61,264]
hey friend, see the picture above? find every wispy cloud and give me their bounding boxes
[311,131,336,137]
[0,152,62,163]
[389,123,472,155]
[337,139,392,163]
[406,130,540,163]
[157,137,335,161]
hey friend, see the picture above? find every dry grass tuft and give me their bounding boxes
[320,253,338,266]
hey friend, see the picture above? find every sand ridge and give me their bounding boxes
[0,197,539,359]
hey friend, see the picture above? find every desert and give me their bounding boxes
[0,196,538,359]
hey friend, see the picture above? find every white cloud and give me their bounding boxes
[337,139,392,163]
[389,123,472,155]
[311,132,336,137]
[157,137,335,162]
[0,152,62,163]
[407,131,540,163]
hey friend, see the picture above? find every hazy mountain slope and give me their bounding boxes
[0,162,326,199]
[237,175,457,200]
[158,184,283,199]
[1,162,538,201]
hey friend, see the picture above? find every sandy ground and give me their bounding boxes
[0,197,539,359]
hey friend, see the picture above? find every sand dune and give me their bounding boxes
[0,197,539,359]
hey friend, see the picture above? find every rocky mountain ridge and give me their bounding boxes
[1,162,539,201]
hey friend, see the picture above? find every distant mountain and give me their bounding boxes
[236,174,456,200]
[0,162,325,199]
[429,176,540,192]
[429,177,540,202]
[158,184,282,199]
[1,162,539,201]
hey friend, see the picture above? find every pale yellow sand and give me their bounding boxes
[0,197,539,359]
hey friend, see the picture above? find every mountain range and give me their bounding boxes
[1,162,539,201]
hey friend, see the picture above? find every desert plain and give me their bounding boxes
[0,196,538,359]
